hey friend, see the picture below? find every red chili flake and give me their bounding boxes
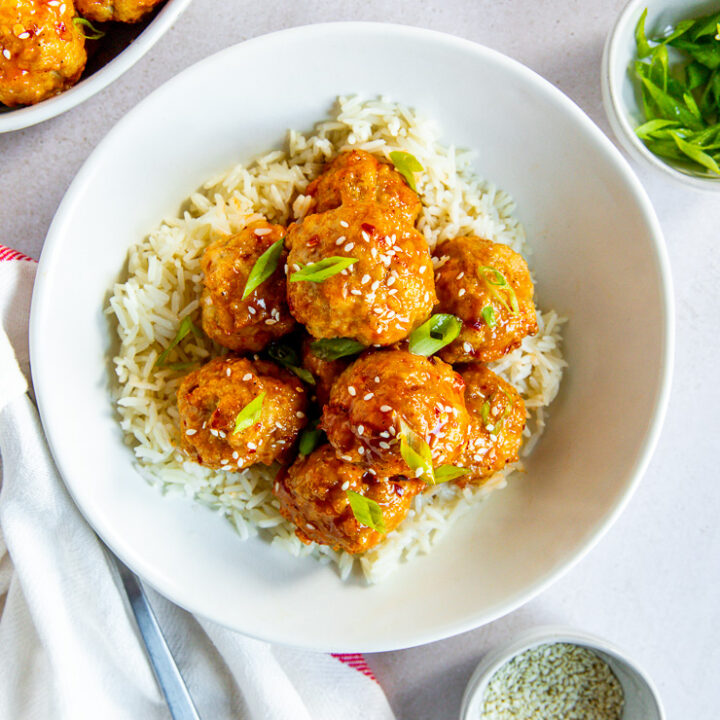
[307,234,320,248]
[361,223,376,235]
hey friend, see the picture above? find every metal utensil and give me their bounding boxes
[112,553,202,720]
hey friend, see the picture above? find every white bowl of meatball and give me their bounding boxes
[0,0,192,132]
[29,24,673,651]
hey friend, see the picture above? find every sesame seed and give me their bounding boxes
[351,289,362,296]
[17,32,29,39]
[459,288,466,297]
[185,429,197,436]
[358,446,365,455]
[341,480,350,490]
[340,220,349,228]
[387,275,396,286]
[296,411,305,418]
[243,373,252,381]
[2,49,10,60]
[210,429,219,437]
[348,386,357,396]
[361,231,370,242]
[389,289,398,296]
[249,306,257,315]
[247,441,257,450]
[371,280,380,291]
[388,426,396,435]
[361,274,371,284]
[364,392,374,400]
[335,236,346,245]
[374,376,380,383]
[379,431,390,438]
[463,342,472,352]
[274,482,280,491]
[254,228,271,236]
[379,441,390,449]
[419,265,426,274]
[344,242,354,252]
[357,425,364,435]
[232,451,239,459]
[457,272,465,279]
[306,523,315,530]
[380,405,392,412]
[218,431,226,439]
[415,468,424,478]
[341,455,353,462]
[226,368,231,377]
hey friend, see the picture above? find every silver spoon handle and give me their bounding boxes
[113,556,202,720]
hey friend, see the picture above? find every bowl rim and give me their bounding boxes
[29,21,676,651]
[459,625,666,720]
[601,0,720,191]
[0,0,194,134]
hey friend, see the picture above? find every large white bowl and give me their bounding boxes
[30,23,673,652]
[0,0,192,133]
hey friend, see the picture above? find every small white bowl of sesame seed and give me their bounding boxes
[460,626,664,720]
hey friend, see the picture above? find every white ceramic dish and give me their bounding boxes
[30,23,673,652]
[602,0,720,190]
[0,0,192,134]
[460,626,665,720]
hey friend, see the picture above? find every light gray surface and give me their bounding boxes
[1,2,718,719]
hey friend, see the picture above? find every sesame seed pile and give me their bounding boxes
[480,643,624,720]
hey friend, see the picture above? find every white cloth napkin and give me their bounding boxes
[0,248,395,720]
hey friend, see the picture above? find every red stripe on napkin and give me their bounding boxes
[0,245,35,263]
[331,653,378,682]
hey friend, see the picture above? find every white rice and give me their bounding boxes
[107,95,566,583]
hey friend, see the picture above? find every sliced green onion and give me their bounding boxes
[233,391,266,435]
[434,465,470,483]
[242,238,284,299]
[298,421,323,456]
[289,257,358,283]
[407,314,462,356]
[268,341,315,384]
[635,8,652,58]
[73,16,105,40]
[479,266,520,314]
[670,130,720,173]
[389,151,424,192]
[481,305,496,328]
[310,337,365,361]
[154,316,199,367]
[399,419,434,483]
[346,490,386,533]
[480,401,490,427]
[635,118,681,139]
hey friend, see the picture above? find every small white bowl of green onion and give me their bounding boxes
[602,0,720,189]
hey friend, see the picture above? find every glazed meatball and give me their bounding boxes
[286,204,435,346]
[322,350,470,476]
[305,149,422,226]
[177,356,307,470]
[434,236,538,363]
[0,0,86,107]
[274,444,424,554]
[74,0,163,23]
[300,334,350,406]
[201,220,295,352]
[456,365,526,484]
